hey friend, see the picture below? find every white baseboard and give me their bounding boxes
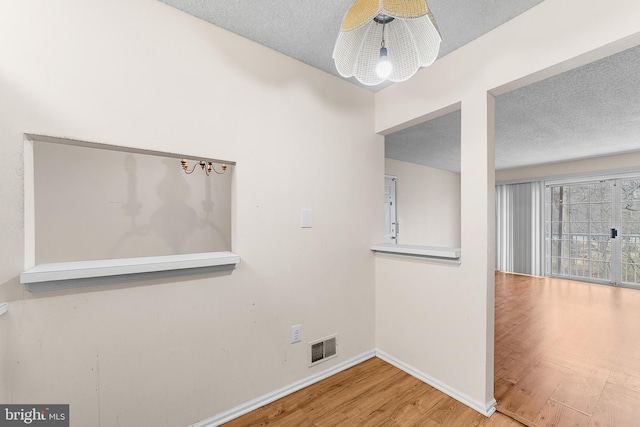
[191,350,376,427]
[375,349,496,417]
[192,348,496,426]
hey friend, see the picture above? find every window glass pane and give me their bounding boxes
[590,182,611,202]
[590,203,611,223]
[546,181,612,283]
[590,222,611,235]
[568,185,589,204]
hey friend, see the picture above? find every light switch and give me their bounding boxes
[301,209,312,228]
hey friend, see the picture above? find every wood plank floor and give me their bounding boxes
[222,357,521,426]
[495,272,640,427]
[223,272,640,426]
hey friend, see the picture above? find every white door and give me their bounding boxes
[384,175,397,244]
[618,179,640,286]
[546,178,640,287]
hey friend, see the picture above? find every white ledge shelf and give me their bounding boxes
[371,244,461,260]
[21,251,240,291]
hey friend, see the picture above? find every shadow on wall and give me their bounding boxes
[34,143,232,264]
[150,158,199,252]
[109,155,200,255]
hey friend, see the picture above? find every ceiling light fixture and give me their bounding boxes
[375,15,392,78]
[333,0,441,86]
[181,159,227,176]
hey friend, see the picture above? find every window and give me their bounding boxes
[545,177,640,287]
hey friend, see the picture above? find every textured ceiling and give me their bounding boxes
[386,44,640,172]
[495,45,640,171]
[159,0,640,172]
[386,110,461,171]
[159,0,545,90]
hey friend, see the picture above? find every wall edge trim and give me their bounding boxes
[375,349,496,417]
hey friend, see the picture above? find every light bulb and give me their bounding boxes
[376,47,392,78]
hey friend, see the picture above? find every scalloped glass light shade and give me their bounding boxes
[333,0,441,86]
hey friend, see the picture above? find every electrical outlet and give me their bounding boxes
[290,324,302,344]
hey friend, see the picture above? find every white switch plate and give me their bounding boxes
[290,324,302,343]
[301,209,312,228]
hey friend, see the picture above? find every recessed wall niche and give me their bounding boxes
[32,138,232,264]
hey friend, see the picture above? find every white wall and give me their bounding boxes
[0,1,381,425]
[375,0,640,413]
[496,151,640,183]
[385,159,460,247]
[34,141,233,263]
